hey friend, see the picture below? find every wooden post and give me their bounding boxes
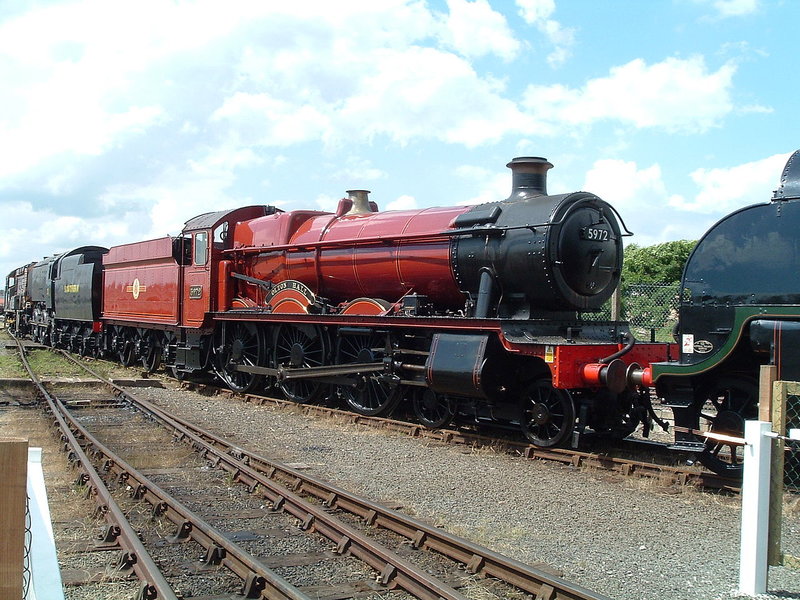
[759,365,777,422]
[610,286,622,322]
[768,381,789,566]
[0,438,28,599]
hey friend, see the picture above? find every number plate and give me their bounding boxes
[581,226,610,241]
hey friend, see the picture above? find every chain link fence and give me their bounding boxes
[585,282,681,343]
[771,383,799,571]
[787,392,800,493]
[785,392,800,569]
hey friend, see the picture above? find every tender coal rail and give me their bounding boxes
[59,349,613,600]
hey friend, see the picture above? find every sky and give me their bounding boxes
[1,0,798,279]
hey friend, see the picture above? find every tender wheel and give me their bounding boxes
[274,324,327,403]
[79,335,92,357]
[412,389,454,428]
[214,322,265,393]
[118,330,137,367]
[695,375,758,477]
[520,378,575,447]
[141,332,162,373]
[336,332,400,416]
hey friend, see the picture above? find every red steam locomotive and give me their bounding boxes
[5,157,671,449]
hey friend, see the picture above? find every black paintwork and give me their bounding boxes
[452,192,623,314]
[53,247,108,322]
[677,197,800,366]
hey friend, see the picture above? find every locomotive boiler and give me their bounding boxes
[232,157,622,317]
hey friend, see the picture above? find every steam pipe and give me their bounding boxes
[599,331,635,364]
[474,269,495,319]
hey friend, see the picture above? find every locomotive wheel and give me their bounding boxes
[412,389,454,429]
[335,332,400,416]
[214,322,265,393]
[520,378,575,448]
[79,335,92,357]
[118,330,137,367]
[141,332,162,373]
[694,375,758,477]
[274,324,327,403]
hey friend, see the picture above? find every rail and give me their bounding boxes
[61,350,614,600]
[11,336,180,600]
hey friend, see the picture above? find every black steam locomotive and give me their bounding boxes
[649,149,800,474]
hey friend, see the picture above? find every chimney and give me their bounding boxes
[506,156,553,200]
[345,189,372,215]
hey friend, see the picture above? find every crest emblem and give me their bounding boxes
[125,278,147,299]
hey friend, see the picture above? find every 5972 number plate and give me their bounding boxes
[581,227,610,241]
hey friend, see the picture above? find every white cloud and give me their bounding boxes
[221,45,534,148]
[581,158,699,246]
[212,93,330,147]
[583,159,678,213]
[455,165,509,205]
[0,0,256,182]
[515,0,575,67]
[314,193,341,213]
[385,195,418,211]
[670,151,791,213]
[0,199,140,277]
[696,0,760,18]
[441,0,520,61]
[333,159,387,185]
[523,56,739,133]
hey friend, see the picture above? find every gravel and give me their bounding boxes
[126,382,800,600]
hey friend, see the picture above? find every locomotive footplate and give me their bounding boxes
[501,321,626,346]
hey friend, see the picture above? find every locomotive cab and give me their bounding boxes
[179,206,279,327]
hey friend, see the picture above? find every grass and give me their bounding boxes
[26,349,88,377]
[0,353,27,378]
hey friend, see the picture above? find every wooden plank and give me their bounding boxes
[0,438,28,600]
[759,365,778,422]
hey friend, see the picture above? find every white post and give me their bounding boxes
[26,448,65,600]
[739,420,772,596]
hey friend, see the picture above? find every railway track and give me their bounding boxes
[12,336,613,600]
[175,379,740,493]
[15,337,740,493]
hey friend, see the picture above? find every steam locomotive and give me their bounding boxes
[7,150,798,475]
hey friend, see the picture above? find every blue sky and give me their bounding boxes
[1,0,798,279]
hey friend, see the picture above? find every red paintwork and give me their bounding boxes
[550,343,672,389]
[499,337,673,389]
[340,298,391,315]
[103,237,181,325]
[182,231,210,327]
[232,201,470,308]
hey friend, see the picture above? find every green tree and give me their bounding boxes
[622,239,696,284]
[618,240,696,342]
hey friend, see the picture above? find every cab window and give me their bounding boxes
[194,231,208,265]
